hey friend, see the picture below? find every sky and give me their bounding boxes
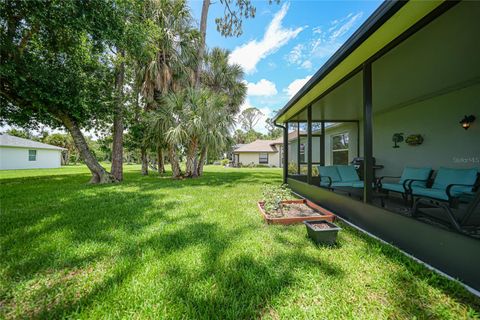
[189,0,382,133]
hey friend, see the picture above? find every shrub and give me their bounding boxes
[220,159,230,166]
[288,162,297,174]
[288,163,319,176]
[262,184,292,217]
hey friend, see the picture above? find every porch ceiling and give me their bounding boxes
[285,1,480,122]
[275,0,443,123]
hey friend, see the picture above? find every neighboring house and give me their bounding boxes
[233,139,283,167]
[0,134,65,170]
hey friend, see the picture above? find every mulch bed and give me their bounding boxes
[266,203,322,218]
[258,199,336,225]
[309,222,332,230]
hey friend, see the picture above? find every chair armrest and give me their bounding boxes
[446,183,474,198]
[320,175,333,187]
[377,176,401,188]
[405,179,429,191]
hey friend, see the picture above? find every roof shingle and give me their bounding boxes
[0,134,65,150]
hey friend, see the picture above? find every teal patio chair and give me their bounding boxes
[409,167,479,207]
[378,167,432,204]
[412,189,480,233]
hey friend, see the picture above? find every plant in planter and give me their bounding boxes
[262,184,292,218]
[258,185,336,224]
[304,220,342,245]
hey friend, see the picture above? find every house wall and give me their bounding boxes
[324,123,359,166]
[373,83,480,176]
[236,152,280,167]
[0,147,62,170]
[287,123,359,168]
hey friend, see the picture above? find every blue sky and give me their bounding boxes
[189,0,382,132]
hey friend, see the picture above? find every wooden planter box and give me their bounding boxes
[257,199,336,225]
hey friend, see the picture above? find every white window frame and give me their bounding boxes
[331,132,349,165]
[259,153,269,164]
[28,149,37,161]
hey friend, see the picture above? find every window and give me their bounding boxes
[332,133,349,165]
[299,143,305,163]
[28,150,37,161]
[259,153,268,164]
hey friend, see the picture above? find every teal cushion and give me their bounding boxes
[336,165,360,182]
[382,182,405,193]
[412,187,449,201]
[399,167,431,187]
[432,167,478,190]
[318,166,341,182]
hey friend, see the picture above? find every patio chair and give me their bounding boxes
[412,189,480,233]
[409,167,479,207]
[378,167,432,204]
[318,165,364,189]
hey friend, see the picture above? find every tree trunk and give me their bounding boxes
[141,147,148,175]
[157,147,165,175]
[185,140,198,177]
[168,144,182,178]
[57,112,116,183]
[111,50,125,181]
[197,146,208,176]
[195,0,210,87]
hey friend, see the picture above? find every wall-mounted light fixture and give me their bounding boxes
[459,115,475,130]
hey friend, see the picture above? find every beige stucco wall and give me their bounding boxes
[236,152,280,167]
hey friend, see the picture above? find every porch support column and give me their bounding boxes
[363,62,374,203]
[320,121,325,166]
[307,105,312,184]
[297,123,301,174]
[283,122,288,184]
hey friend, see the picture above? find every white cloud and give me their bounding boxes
[246,79,278,96]
[284,11,363,69]
[283,75,313,98]
[285,43,304,65]
[230,3,304,74]
[312,26,322,35]
[329,12,363,41]
[301,60,313,70]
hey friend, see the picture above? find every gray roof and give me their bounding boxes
[0,134,65,150]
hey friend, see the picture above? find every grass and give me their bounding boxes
[1,165,479,319]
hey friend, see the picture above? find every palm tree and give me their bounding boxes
[136,0,199,175]
[196,92,233,176]
[146,91,187,178]
[194,47,247,175]
[202,47,247,115]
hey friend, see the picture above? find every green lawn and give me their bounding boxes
[1,165,479,319]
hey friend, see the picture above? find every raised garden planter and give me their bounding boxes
[257,199,336,225]
[304,220,342,245]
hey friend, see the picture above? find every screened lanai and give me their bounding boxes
[274,0,480,291]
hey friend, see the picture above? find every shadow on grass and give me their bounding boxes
[0,168,290,318]
[343,222,480,314]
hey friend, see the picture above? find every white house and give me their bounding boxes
[0,134,65,170]
[232,139,283,167]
